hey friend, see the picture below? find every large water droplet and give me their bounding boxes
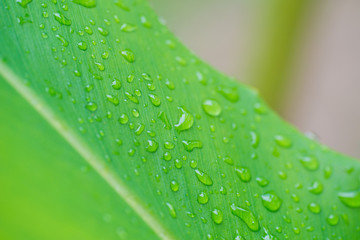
[17,0,32,8]
[121,49,135,63]
[235,167,251,182]
[71,0,96,8]
[202,99,222,117]
[211,208,223,224]
[182,140,203,152]
[197,192,209,204]
[299,155,319,171]
[195,169,213,186]
[274,135,292,148]
[145,139,158,153]
[308,202,321,214]
[338,191,360,208]
[261,191,282,212]
[166,202,177,218]
[77,41,87,51]
[308,181,323,194]
[230,204,259,232]
[148,94,161,107]
[53,12,72,26]
[175,107,194,132]
[327,213,339,226]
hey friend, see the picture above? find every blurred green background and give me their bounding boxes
[149,0,360,159]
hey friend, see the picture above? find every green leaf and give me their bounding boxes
[0,0,359,239]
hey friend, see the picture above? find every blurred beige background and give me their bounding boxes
[150,0,360,158]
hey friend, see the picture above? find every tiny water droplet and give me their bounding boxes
[250,131,259,148]
[120,23,137,32]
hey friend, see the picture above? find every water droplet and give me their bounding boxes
[148,94,161,107]
[235,167,251,182]
[121,49,135,63]
[175,159,182,169]
[182,140,203,152]
[71,0,96,8]
[134,123,144,136]
[308,181,323,194]
[256,177,269,187]
[308,202,321,214]
[106,95,119,106]
[165,79,175,90]
[112,79,121,90]
[217,85,239,102]
[211,208,223,224]
[338,191,360,208]
[95,62,105,71]
[55,34,69,47]
[85,102,97,111]
[254,103,267,115]
[175,106,194,132]
[202,99,222,117]
[164,141,175,150]
[118,114,129,124]
[274,135,292,148]
[222,156,234,166]
[53,12,72,26]
[114,0,129,11]
[145,139,158,153]
[197,192,209,204]
[261,191,282,212]
[16,0,32,8]
[166,202,176,218]
[170,180,179,192]
[250,131,259,148]
[77,41,87,51]
[327,214,339,226]
[120,23,137,32]
[230,204,259,232]
[125,91,139,104]
[195,169,213,186]
[140,16,151,28]
[299,156,319,171]
[97,27,109,36]
[158,111,171,130]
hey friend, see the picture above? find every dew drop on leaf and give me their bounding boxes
[71,0,96,8]
[308,202,321,214]
[77,41,87,51]
[145,139,158,153]
[166,202,176,218]
[111,79,121,90]
[235,167,251,182]
[195,169,213,186]
[85,102,97,112]
[202,99,222,117]
[121,49,135,63]
[170,180,179,192]
[261,191,282,212]
[118,113,129,124]
[182,140,203,152]
[230,204,259,232]
[299,155,319,171]
[175,106,194,132]
[158,111,171,130]
[217,85,239,102]
[16,0,32,8]
[338,191,360,208]
[274,135,292,148]
[197,192,209,204]
[308,180,323,194]
[120,23,137,32]
[53,12,72,26]
[256,177,269,187]
[211,208,223,224]
[148,94,161,107]
[327,214,339,226]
